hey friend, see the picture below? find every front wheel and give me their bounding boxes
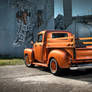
[50,58,61,75]
[24,55,34,67]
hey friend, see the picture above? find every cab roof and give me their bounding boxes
[38,30,72,34]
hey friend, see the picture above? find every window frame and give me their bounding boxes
[37,34,43,42]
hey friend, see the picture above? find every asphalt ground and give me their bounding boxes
[0,65,92,92]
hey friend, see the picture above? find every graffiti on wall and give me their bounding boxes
[13,9,44,47]
[13,9,33,46]
[9,0,53,47]
[9,0,37,47]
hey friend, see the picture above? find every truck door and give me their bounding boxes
[34,34,43,62]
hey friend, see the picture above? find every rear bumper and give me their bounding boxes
[70,59,92,67]
[71,62,92,67]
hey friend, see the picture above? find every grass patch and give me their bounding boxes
[0,59,24,66]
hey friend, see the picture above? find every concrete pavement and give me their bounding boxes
[0,65,92,92]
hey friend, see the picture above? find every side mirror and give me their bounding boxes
[30,41,34,45]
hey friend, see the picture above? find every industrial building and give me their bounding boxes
[0,0,92,57]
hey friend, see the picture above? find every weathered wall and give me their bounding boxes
[0,0,24,57]
[0,0,54,57]
[11,0,54,48]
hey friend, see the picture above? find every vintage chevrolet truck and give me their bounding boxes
[24,30,92,75]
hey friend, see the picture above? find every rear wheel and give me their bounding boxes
[50,58,61,75]
[24,55,34,67]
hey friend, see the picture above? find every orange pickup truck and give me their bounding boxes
[24,30,92,75]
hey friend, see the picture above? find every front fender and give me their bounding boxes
[48,50,70,68]
[24,48,34,62]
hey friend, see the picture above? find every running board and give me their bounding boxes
[32,62,48,67]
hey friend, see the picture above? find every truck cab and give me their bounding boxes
[24,30,92,75]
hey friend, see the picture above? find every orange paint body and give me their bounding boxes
[24,30,92,69]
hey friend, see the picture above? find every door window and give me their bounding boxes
[37,34,43,42]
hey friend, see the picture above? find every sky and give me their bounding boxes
[54,0,92,18]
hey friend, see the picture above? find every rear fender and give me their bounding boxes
[48,50,70,68]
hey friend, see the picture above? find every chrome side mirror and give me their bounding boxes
[30,41,34,45]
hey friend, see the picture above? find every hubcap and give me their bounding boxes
[50,59,57,73]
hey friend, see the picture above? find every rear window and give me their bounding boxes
[52,33,68,38]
